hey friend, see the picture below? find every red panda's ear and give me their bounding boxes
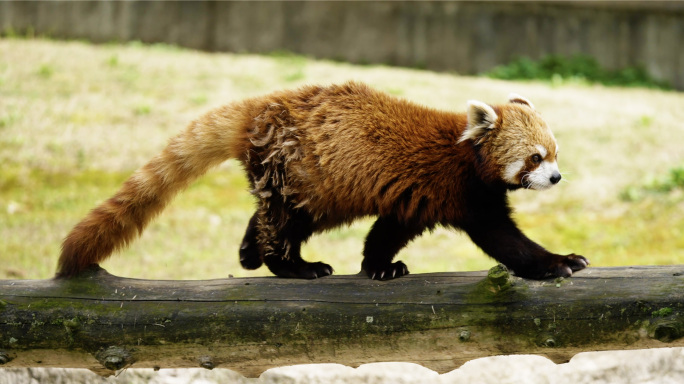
[459,100,498,144]
[508,93,535,109]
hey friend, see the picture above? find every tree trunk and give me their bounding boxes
[0,265,682,377]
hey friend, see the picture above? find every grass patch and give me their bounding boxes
[37,63,54,78]
[621,166,684,202]
[486,55,671,90]
[0,161,130,278]
[268,50,309,82]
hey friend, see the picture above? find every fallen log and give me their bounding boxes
[0,265,682,377]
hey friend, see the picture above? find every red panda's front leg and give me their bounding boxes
[462,213,589,279]
[361,216,427,280]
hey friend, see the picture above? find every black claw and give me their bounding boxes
[559,265,572,278]
[363,261,409,281]
[547,254,589,279]
[566,254,589,273]
[310,262,334,279]
[569,255,589,271]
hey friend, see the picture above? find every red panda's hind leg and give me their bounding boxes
[257,205,333,279]
[239,212,263,270]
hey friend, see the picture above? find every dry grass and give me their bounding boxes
[1,38,683,280]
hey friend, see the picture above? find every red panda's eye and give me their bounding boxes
[532,154,542,164]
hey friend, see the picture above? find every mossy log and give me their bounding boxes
[0,265,683,377]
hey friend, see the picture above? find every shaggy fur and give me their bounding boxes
[57,82,588,280]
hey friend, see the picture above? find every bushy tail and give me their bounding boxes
[57,105,247,277]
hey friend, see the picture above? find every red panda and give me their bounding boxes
[57,82,588,280]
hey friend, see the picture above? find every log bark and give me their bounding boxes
[0,265,682,377]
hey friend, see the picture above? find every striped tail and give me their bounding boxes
[57,106,246,277]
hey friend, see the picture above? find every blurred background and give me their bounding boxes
[0,1,683,382]
[1,0,682,280]
[2,1,683,88]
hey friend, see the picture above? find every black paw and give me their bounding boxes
[549,254,590,278]
[301,262,334,279]
[239,240,263,270]
[363,261,410,281]
[512,254,589,279]
[270,261,334,279]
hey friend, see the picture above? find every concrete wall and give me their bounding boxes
[1,1,683,89]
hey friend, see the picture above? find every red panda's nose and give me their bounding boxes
[550,173,562,185]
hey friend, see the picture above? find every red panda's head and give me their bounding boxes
[458,94,561,191]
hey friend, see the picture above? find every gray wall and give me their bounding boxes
[1,1,683,89]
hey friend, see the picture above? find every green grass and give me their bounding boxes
[486,55,671,90]
[621,166,684,202]
[1,37,683,280]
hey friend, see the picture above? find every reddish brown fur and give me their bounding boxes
[57,82,587,279]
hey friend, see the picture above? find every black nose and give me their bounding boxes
[550,173,562,185]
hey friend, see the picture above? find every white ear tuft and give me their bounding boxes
[459,100,498,144]
[508,93,535,109]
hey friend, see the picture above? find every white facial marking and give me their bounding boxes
[535,144,548,158]
[525,160,561,190]
[503,160,524,184]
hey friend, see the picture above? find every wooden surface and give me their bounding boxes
[0,265,682,377]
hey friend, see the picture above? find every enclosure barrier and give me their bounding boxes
[1,1,683,90]
[0,265,682,377]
